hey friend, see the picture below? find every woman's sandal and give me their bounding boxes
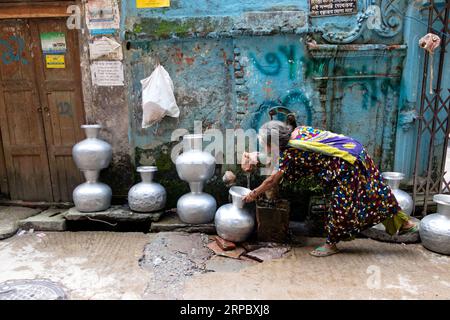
[309,246,340,257]
[398,223,419,235]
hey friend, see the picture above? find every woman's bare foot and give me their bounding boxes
[401,219,416,230]
[399,219,419,235]
[310,243,340,257]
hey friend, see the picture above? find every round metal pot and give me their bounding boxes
[128,166,167,212]
[420,194,450,255]
[215,186,255,243]
[72,124,112,170]
[175,134,215,184]
[73,170,112,212]
[381,172,413,215]
[177,192,217,224]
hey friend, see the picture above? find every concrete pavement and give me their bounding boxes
[1,230,449,299]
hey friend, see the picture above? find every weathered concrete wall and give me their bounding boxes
[109,0,411,206]
[70,0,450,208]
[122,0,407,174]
[394,0,450,185]
[78,1,133,197]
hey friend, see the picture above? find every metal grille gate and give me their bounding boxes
[413,0,450,215]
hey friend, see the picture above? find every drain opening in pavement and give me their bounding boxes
[0,279,67,300]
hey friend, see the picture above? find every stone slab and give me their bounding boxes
[244,246,291,262]
[207,241,246,259]
[64,205,163,223]
[215,236,236,251]
[241,241,290,251]
[150,212,216,234]
[361,217,421,244]
[0,206,42,240]
[18,208,67,231]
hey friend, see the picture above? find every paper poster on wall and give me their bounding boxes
[90,61,124,86]
[86,0,120,35]
[40,32,66,54]
[136,0,170,8]
[89,37,123,60]
[309,0,357,17]
[45,54,65,68]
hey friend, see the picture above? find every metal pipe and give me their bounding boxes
[413,4,434,215]
[421,1,449,214]
[435,4,449,194]
[312,74,402,81]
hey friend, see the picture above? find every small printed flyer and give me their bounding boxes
[85,0,120,35]
[136,0,170,8]
[45,55,66,69]
[90,61,124,86]
[40,32,66,54]
[89,37,123,60]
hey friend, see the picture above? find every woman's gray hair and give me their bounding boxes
[258,120,293,149]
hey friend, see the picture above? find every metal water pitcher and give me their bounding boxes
[215,186,255,242]
[128,166,167,212]
[73,170,112,212]
[72,124,112,170]
[381,172,413,215]
[420,194,450,255]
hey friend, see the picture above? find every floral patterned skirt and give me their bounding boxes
[279,148,406,244]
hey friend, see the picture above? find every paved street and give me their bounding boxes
[1,230,449,300]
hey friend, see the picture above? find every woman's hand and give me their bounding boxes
[241,152,259,172]
[243,171,284,203]
[243,190,258,203]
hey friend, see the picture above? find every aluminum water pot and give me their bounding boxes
[177,190,217,224]
[73,170,112,212]
[176,134,217,224]
[128,166,167,212]
[420,194,450,255]
[215,186,255,242]
[72,124,112,170]
[175,134,215,184]
[381,172,413,215]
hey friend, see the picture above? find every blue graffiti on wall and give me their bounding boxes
[57,102,73,117]
[250,89,312,130]
[0,36,28,65]
[250,45,297,80]
[282,90,312,124]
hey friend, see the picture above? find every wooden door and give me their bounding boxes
[30,18,84,202]
[0,18,85,202]
[0,19,53,201]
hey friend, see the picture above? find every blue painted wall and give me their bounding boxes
[394,0,450,185]
[122,0,415,176]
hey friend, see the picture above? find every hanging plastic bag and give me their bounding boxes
[141,64,180,128]
[419,33,441,94]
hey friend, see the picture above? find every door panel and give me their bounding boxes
[30,19,84,201]
[30,18,84,202]
[0,18,85,202]
[0,19,53,201]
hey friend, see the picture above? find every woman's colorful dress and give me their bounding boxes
[279,126,408,244]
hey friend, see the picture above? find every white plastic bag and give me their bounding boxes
[141,64,180,128]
